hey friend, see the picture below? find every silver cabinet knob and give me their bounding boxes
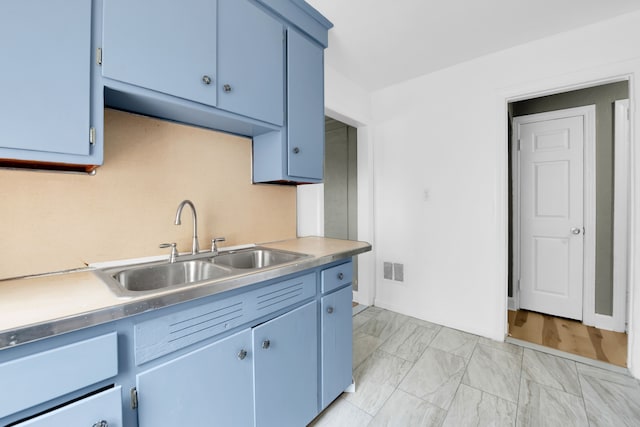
[223,84,232,93]
[327,307,334,314]
[571,227,582,235]
[262,339,271,349]
[202,75,212,85]
[92,421,108,427]
[237,349,247,360]
[292,147,300,154]
[337,272,344,280]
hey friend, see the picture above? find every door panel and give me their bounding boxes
[518,115,584,320]
[0,0,91,156]
[102,0,217,106]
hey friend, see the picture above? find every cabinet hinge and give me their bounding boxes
[517,139,521,151]
[89,127,96,145]
[517,279,521,292]
[130,387,138,410]
[96,47,102,66]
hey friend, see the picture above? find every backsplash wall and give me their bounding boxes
[0,109,297,279]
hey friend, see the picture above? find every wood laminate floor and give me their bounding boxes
[508,309,627,367]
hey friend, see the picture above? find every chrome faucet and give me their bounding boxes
[174,200,199,254]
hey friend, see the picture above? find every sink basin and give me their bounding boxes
[213,248,308,269]
[110,260,232,292]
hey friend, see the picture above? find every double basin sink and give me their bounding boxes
[98,247,310,296]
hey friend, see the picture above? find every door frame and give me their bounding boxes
[613,99,630,332]
[511,105,597,325]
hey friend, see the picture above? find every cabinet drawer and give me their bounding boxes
[0,332,118,418]
[15,386,122,427]
[321,262,352,293]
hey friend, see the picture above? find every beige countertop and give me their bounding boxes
[0,237,370,349]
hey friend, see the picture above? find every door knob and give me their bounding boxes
[237,349,247,360]
[202,75,212,85]
[223,84,232,93]
[571,227,582,235]
[262,339,271,349]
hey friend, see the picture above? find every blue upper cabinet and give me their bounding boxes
[0,0,100,169]
[218,0,284,126]
[0,0,330,173]
[287,28,325,180]
[102,0,218,107]
[252,27,325,184]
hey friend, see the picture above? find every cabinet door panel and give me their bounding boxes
[218,0,284,125]
[287,29,324,180]
[137,329,253,427]
[102,0,217,106]
[253,302,318,427]
[321,286,353,408]
[0,0,91,156]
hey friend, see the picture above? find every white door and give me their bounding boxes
[517,114,585,320]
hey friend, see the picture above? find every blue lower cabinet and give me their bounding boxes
[321,285,353,409]
[136,329,254,427]
[253,301,318,427]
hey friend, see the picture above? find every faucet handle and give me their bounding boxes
[160,242,178,263]
[211,237,226,255]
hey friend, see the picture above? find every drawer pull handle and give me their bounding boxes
[237,349,248,360]
[327,307,334,314]
[262,339,271,349]
[202,75,212,85]
[223,84,232,93]
[93,421,108,427]
[337,272,344,280]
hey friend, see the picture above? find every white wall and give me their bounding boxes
[369,10,640,376]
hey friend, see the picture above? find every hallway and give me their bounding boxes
[508,309,627,367]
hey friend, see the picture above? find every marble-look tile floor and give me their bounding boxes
[309,307,640,427]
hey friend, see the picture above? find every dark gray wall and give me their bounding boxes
[324,117,358,289]
[510,81,628,315]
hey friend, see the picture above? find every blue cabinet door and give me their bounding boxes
[136,329,253,427]
[0,0,92,158]
[102,0,217,107]
[253,302,318,427]
[218,0,284,125]
[287,29,324,180]
[321,285,353,409]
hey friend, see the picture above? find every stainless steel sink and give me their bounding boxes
[212,247,308,269]
[105,260,232,293]
[98,247,310,297]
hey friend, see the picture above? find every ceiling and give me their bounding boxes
[306,0,640,92]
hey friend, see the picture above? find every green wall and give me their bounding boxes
[510,81,628,315]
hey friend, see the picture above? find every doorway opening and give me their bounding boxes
[507,81,630,367]
[324,117,359,295]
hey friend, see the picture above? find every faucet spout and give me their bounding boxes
[174,200,199,254]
